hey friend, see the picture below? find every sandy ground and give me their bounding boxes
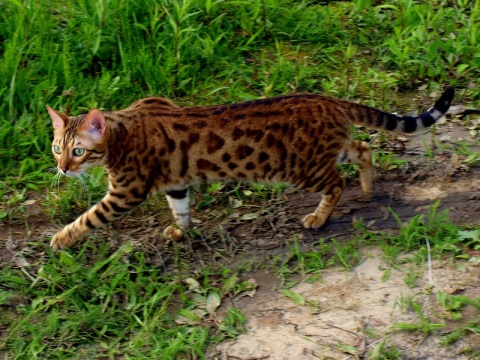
[207,247,480,359]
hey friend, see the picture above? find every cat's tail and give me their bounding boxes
[353,87,455,133]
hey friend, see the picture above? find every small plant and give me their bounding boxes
[384,201,456,252]
[0,187,27,221]
[293,237,335,274]
[391,296,444,335]
[217,307,247,338]
[440,319,480,348]
[368,338,403,360]
[437,292,480,320]
[403,269,421,288]
[282,289,320,313]
[332,239,362,270]
[373,151,409,172]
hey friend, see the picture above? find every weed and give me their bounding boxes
[437,291,480,320]
[373,151,409,172]
[368,338,403,360]
[0,187,27,221]
[382,201,458,253]
[403,269,421,288]
[217,307,247,338]
[292,237,335,274]
[440,320,480,348]
[332,239,362,270]
[391,296,444,335]
[356,201,480,277]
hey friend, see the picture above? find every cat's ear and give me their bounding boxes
[81,108,106,140]
[47,106,68,130]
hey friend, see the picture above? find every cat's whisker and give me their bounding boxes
[50,171,62,191]
[77,175,91,203]
[77,175,88,198]
[83,172,103,188]
[81,174,96,203]
[46,167,58,187]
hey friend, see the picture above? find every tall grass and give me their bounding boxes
[0,0,479,188]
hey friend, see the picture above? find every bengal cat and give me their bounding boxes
[47,87,454,249]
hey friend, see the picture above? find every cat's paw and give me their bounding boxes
[163,226,184,241]
[302,214,327,229]
[50,229,75,250]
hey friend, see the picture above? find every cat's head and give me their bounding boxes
[47,106,107,177]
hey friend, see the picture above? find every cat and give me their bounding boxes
[47,87,454,249]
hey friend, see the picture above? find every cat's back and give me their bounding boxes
[117,93,348,125]
[109,96,181,129]
[128,97,181,112]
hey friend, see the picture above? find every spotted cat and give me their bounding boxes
[47,87,454,249]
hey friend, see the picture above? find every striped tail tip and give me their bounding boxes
[401,87,455,133]
[434,87,455,113]
[418,87,455,127]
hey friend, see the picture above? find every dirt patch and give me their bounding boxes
[208,247,480,359]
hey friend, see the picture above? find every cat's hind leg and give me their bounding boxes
[302,171,345,229]
[302,140,372,229]
[164,188,190,240]
[337,140,373,196]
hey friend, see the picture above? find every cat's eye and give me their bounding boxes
[73,148,85,156]
[53,145,62,154]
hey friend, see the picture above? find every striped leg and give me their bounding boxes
[302,174,344,229]
[339,140,373,196]
[163,188,189,241]
[50,191,141,250]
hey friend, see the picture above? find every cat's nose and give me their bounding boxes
[59,166,68,174]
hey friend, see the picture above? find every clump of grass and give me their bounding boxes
[275,199,479,285]
[275,235,363,287]
[0,243,250,358]
[357,200,480,261]
[391,294,445,335]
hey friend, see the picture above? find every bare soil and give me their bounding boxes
[2,123,480,359]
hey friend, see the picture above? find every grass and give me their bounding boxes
[2,0,480,358]
[0,242,251,358]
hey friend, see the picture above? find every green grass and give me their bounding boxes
[0,242,251,358]
[1,0,480,189]
[2,0,480,358]
[281,201,480,278]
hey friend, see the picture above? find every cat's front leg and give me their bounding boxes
[50,226,79,250]
[163,189,189,241]
[50,192,142,250]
